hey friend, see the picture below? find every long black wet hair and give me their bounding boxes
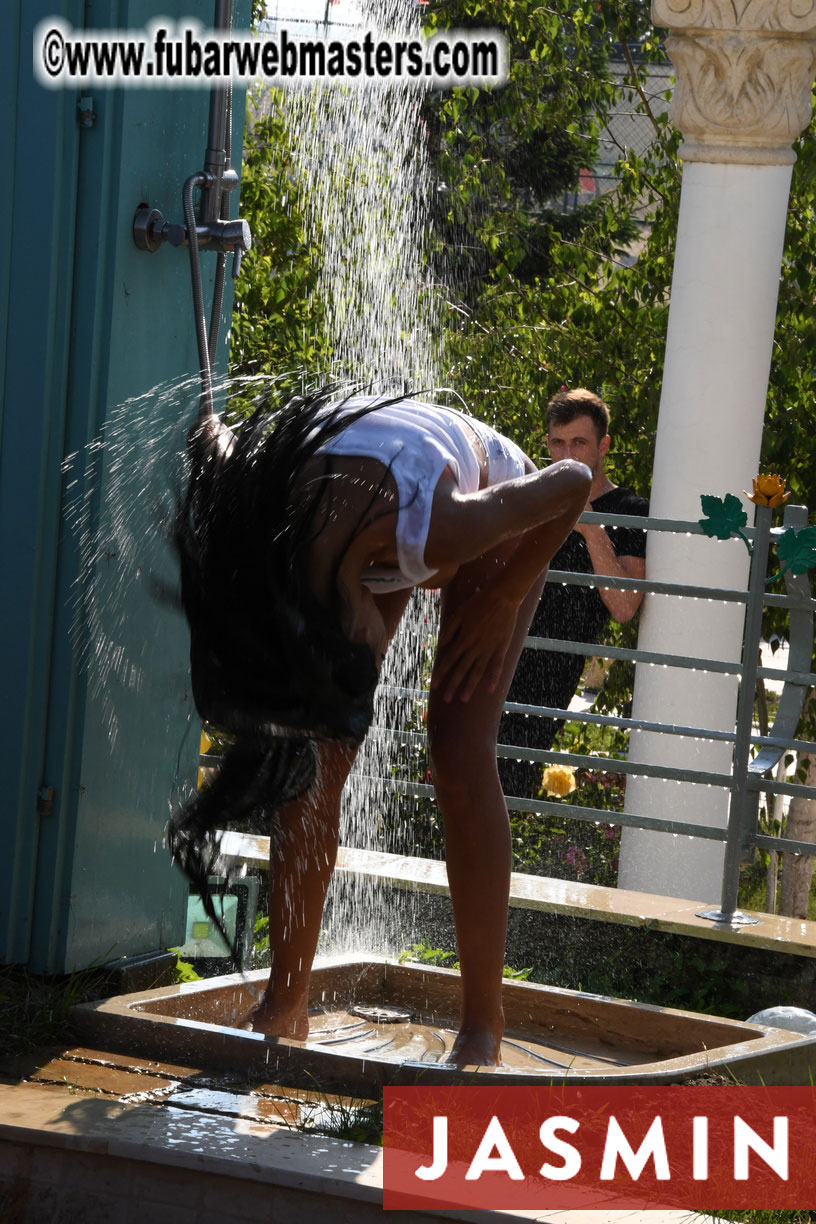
[167,385,403,962]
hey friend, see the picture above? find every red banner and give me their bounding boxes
[383,1086,816,1211]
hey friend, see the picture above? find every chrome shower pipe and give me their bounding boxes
[183,172,214,417]
[206,2,234,364]
[199,0,234,229]
[201,0,235,395]
[132,0,250,417]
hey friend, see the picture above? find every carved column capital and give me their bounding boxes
[652,0,816,163]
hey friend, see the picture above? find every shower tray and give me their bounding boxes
[72,956,816,1094]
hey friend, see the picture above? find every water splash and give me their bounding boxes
[66,0,445,957]
[62,374,267,813]
[63,380,193,773]
[268,0,444,956]
[279,0,441,388]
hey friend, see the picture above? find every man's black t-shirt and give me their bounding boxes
[499,485,649,799]
[529,486,649,646]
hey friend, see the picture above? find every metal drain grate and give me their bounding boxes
[348,1004,415,1024]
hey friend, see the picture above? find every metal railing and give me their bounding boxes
[199,500,816,925]
[356,500,816,925]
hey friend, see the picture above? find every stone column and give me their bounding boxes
[617,0,816,902]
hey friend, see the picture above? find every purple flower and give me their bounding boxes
[564,845,589,872]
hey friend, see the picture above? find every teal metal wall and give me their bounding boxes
[1,0,250,972]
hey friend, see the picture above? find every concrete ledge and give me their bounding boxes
[0,1083,400,1224]
[0,1082,721,1224]
[220,835,816,959]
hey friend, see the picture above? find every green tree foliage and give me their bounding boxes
[230,92,331,379]
[421,1,674,489]
[233,8,816,509]
[423,0,621,290]
[762,110,816,506]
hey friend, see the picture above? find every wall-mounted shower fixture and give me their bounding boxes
[131,0,250,416]
[133,178,250,276]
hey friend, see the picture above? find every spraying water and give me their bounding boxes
[270,0,445,956]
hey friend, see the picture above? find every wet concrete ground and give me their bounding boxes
[0,1042,725,1223]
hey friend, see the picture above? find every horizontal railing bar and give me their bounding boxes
[196,740,816,781]
[526,638,816,687]
[368,728,816,792]
[372,777,816,851]
[579,511,751,537]
[547,570,814,612]
[750,777,816,800]
[763,593,816,611]
[751,735,816,754]
[579,511,698,531]
[498,747,734,788]
[756,667,816,686]
[376,688,816,755]
[502,700,816,754]
[548,570,751,602]
[752,833,816,857]
[580,511,789,541]
[203,724,816,775]
[502,700,739,744]
[370,776,730,841]
[375,728,734,788]
[382,730,816,790]
[579,511,797,541]
[518,706,816,757]
[527,636,744,676]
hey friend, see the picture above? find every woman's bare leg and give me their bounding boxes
[249,588,412,1039]
[428,556,546,1067]
[249,740,356,1039]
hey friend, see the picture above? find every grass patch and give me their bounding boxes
[399,942,532,981]
[710,1214,816,1223]
[0,965,106,1059]
[295,1094,383,1145]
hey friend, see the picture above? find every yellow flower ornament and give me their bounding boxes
[541,764,577,798]
[746,474,789,508]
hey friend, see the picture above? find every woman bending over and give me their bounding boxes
[170,387,590,1067]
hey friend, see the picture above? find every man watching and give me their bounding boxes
[499,387,649,800]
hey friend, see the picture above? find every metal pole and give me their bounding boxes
[201,0,234,225]
[698,504,772,924]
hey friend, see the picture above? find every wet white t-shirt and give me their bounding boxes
[317,398,528,589]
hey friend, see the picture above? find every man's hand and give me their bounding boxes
[574,521,645,622]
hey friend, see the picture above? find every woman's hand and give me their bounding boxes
[188,414,235,463]
[431,579,520,704]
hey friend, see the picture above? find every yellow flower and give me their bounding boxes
[745,474,789,508]
[541,764,577,798]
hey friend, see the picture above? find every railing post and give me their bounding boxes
[698,504,772,924]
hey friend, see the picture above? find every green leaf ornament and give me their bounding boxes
[699,494,750,549]
[772,524,816,580]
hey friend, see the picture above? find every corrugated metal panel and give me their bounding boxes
[2,0,250,971]
[0,0,85,966]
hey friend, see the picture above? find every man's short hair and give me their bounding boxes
[547,388,610,442]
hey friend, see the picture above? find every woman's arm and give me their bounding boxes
[424,458,592,605]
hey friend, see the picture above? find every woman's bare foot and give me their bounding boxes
[243,996,310,1042]
[446,1026,504,1068]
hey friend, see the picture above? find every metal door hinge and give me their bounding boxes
[37,786,55,817]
